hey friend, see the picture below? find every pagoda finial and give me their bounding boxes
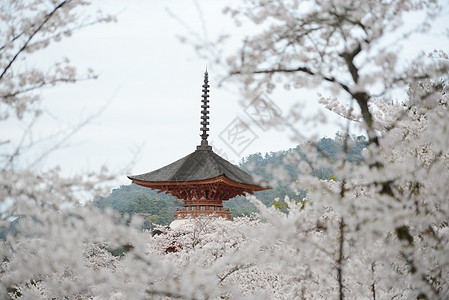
[197,70,212,150]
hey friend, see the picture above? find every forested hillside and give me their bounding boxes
[93,185,183,227]
[92,134,367,226]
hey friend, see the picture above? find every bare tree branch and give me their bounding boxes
[337,218,345,300]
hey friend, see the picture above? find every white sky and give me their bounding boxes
[5,0,449,188]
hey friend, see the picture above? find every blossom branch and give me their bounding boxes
[0,0,72,81]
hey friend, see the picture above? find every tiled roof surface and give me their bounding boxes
[128,149,259,186]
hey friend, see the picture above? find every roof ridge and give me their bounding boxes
[204,149,224,176]
[207,150,256,185]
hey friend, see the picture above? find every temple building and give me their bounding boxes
[128,71,270,224]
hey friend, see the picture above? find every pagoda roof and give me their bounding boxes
[128,148,265,189]
[127,70,271,200]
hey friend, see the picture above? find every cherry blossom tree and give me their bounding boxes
[2,0,449,299]
[0,1,132,298]
[0,2,289,299]
[188,0,449,299]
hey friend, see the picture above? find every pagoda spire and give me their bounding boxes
[197,70,212,150]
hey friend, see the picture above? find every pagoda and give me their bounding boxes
[128,71,270,221]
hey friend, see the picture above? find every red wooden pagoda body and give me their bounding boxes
[128,71,270,220]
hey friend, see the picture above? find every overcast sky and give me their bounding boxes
[7,0,448,188]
